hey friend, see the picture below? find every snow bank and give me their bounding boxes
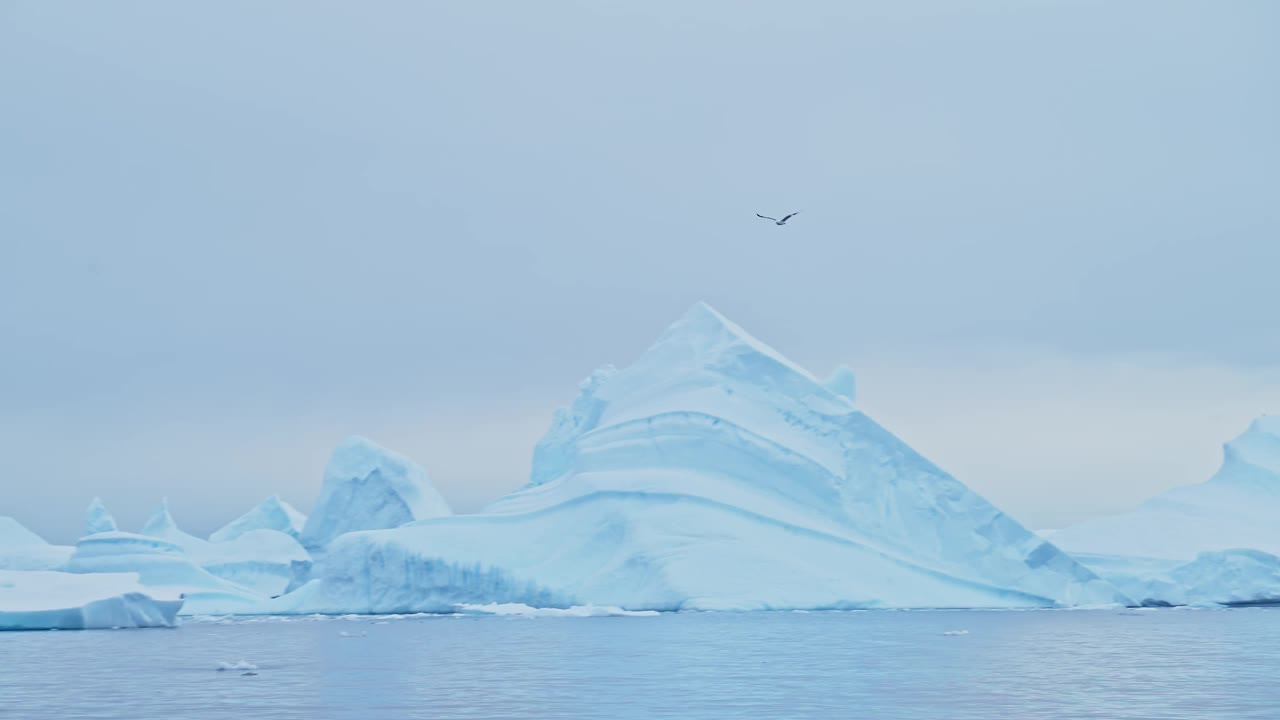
[299,436,452,550]
[284,302,1127,613]
[0,570,182,630]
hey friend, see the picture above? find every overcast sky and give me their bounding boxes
[3,1,1278,543]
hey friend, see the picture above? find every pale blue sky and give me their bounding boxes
[3,1,1278,543]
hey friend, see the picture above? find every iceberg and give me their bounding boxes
[281,303,1127,613]
[1052,417,1280,561]
[210,495,307,542]
[65,531,264,615]
[0,570,182,630]
[0,516,72,571]
[299,436,452,550]
[84,497,118,535]
[1052,417,1280,605]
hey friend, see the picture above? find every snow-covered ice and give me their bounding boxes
[279,303,1128,614]
[0,570,182,630]
[299,436,452,550]
[216,660,259,671]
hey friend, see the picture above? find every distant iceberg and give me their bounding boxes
[1054,417,1280,606]
[280,303,1127,614]
[0,570,182,630]
[299,436,452,551]
[84,498,117,535]
[1053,417,1280,561]
[211,495,306,543]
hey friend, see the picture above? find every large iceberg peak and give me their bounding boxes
[1218,415,1280,479]
[210,495,307,543]
[300,436,452,550]
[84,497,118,536]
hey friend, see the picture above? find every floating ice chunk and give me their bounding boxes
[216,660,259,671]
[941,630,970,636]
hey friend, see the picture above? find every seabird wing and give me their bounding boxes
[756,213,778,221]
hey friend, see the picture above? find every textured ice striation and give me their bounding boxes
[283,302,1128,613]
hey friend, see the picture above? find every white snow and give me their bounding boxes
[277,302,1128,614]
[299,436,452,550]
[210,495,307,543]
[0,570,182,630]
[216,660,259,671]
[85,498,118,535]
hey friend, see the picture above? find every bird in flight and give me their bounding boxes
[756,211,801,226]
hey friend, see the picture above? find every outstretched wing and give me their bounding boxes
[780,211,801,223]
[756,213,778,221]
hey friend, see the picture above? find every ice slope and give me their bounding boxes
[85,498,117,535]
[211,495,307,542]
[284,303,1126,613]
[1052,417,1280,561]
[299,436,452,550]
[0,516,72,571]
[0,570,182,630]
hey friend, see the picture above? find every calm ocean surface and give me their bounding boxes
[3,608,1279,719]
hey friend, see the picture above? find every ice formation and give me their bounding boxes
[210,495,307,543]
[0,516,72,571]
[1052,417,1280,561]
[1050,417,1280,606]
[299,436,452,550]
[65,531,263,615]
[0,570,182,630]
[280,303,1127,613]
[84,497,117,535]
